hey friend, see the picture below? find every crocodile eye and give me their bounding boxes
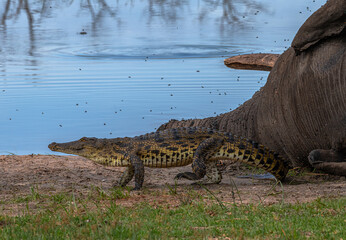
[80,137,88,142]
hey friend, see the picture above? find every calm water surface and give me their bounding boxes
[0,0,325,154]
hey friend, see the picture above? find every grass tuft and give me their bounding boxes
[0,189,345,239]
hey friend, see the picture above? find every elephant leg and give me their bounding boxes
[308,149,346,176]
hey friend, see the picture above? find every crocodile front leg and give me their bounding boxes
[115,154,145,189]
[115,148,145,190]
[117,165,135,187]
[175,137,224,182]
[127,153,145,190]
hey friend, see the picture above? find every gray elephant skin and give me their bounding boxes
[158,0,346,175]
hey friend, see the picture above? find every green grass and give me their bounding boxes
[0,188,345,240]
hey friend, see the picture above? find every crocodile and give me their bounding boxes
[48,127,289,190]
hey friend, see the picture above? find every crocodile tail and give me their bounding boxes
[227,137,289,181]
[247,148,289,181]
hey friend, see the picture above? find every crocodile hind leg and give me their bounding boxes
[175,161,222,184]
[175,137,224,182]
[308,149,346,176]
[195,161,222,184]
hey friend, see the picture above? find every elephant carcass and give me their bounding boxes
[158,0,346,174]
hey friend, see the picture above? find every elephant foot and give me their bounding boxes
[309,149,344,163]
[308,149,346,176]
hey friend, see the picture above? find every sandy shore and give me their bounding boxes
[1,155,345,215]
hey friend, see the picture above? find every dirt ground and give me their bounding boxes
[1,155,345,215]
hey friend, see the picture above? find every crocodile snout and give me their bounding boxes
[48,142,58,151]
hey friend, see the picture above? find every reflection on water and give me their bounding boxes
[0,0,268,59]
[0,0,325,154]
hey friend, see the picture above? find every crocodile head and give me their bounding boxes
[49,137,102,156]
[48,137,127,166]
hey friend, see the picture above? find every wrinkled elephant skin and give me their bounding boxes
[158,0,346,175]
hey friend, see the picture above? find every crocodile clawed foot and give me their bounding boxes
[175,172,200,180]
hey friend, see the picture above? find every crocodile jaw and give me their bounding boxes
[48,138,127,166]
[48,141,84,155]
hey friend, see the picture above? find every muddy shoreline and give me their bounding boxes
[1,155,345,216]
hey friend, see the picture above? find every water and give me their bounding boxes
[0,0,325,154]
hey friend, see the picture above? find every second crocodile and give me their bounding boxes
[48,127,289,190]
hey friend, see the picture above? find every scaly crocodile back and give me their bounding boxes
[49,127,290,181]
[116,128,289,180]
